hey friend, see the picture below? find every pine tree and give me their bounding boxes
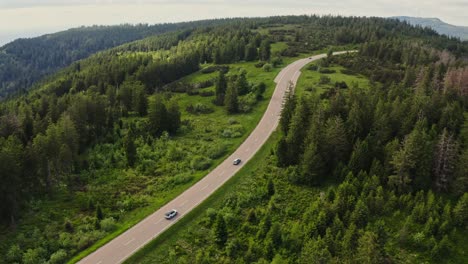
[224,82,239,114]
[166,100,181,135]
[355,231,382,264]
[453,193,468,228]
[433,129,459,192]
[148,97,168,136]
[259,39,271,61]
[96,204,103,220]
[124,126,137,167]
[214,71,227,105]
[236,71,250,96]
[213,213,228,247]
[244,41,258,61]
[279,83,296,136]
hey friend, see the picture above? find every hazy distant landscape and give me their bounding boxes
[395,16,468,40]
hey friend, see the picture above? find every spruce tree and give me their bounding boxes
[215,71,227,105]
[213,214,228,247]
[224,83,239,114]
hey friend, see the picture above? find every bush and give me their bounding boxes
[319,75,331,85]
[272,57,283,67]
[100,217,117,232]
[6,244,22,263]
[169,173,194,186]
[262,63,273,72]
[307,64,318,71]
[22,247,47,264]
[255,61,266,68]
[191,156,212,171]
[199,90,215,97]
[319,68,336,74]
[208,143,227,159]
[335,81,348,89]
[49,249,68,264]
[239,92,258,113]
[222,125,244,138]
[186,103,214,114]
[193,79,215,89]
[186,88,200,96]
[340,68,357,75]
[201,65,229,74]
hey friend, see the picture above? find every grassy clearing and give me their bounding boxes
[295,63,371,96]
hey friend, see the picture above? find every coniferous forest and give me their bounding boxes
[0,15,467,263]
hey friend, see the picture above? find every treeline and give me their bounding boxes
[3,15,468,100]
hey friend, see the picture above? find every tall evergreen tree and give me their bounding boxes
[213,214,228,247]
[148,97,168,136]
[124,126,137,167]
[215,71,227,106]
[224,83,239,114]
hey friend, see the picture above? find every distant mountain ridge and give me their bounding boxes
[394,16,468,40]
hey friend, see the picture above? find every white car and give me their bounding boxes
[233,158,241,165]
[165,209,178,219]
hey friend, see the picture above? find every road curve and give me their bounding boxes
[78,51,352,264]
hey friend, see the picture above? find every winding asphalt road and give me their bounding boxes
[78,51,352,264]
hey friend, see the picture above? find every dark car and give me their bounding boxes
[233,158,241,165]
[165,209,178,219]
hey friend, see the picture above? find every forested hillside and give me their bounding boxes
[0,15,467,264]
[0,18,255,100]
[128,19,468,264]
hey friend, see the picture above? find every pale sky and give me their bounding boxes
[1,0,467,45]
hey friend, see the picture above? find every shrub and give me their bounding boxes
[169,173,194,186]
[186,88,200,96]
[335,81,348,89]
[239,92,258,113]
[22,247,47,264]
[201,65,229,74]
[191,156,212,171]
[199,90,215,97]
[255,61,266,68]
[100,217,117,232]
[64,219,74,233]
[6,244,22,263]
[319,75,331,85]
[193,79,215,89]
[49,249,68,264]
[228,118,239,125]
[340,68,357,75]
[262,63,273,72]
[186,103,214,114]
[272,57,283,67]
[308,64,318,71]
[222,125,244,138]
[208,143,227,159]
[319,68,336,74]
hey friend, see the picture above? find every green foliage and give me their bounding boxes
[224,83,239,114]
[213,214,228,247]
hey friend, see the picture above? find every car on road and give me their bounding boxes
[233,158,241,165]
[165,209,177,219]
